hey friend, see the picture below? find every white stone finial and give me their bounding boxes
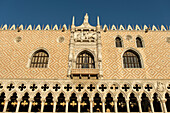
[72,16,75,25]
[83,13,89,24]
[97,16,100,25]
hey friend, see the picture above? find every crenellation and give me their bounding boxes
[0,24,170,31]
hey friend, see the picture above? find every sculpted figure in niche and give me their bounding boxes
[157,82,165,92]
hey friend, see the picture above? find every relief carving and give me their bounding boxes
[74,31,96,42]
[157,82,165,92]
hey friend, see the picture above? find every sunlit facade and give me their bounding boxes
[0,14,170,113]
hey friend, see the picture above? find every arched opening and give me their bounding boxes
[30,49,49,68]
[123,50,142,68]
[68,93,78,112]
[115,37,122,47]
[153,93,162,112]
[0,92,5,112]
[117,93,127,112]
[44,93,53,112]
[81,93,90,112]
[31,93,41,112]
[6,92,18,112]
[93,93,102,112]
[165,93,170,112]
[56,93,66,112]
[136,37,143,47]
[76,51,95,68]
[129,93,139,112]
[141,93,151,112]
[19,92,29,112]
[105,93,114,112]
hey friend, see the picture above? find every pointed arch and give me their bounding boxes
[117,93,127,112]
[81,93,90,112]
[31,92,41,112]
[68,93,78,112]
[19,92,29,112]
[93,93,102,112]
[44,92,53,112]
[6,92,18,112]
[28,48,49,68]
[105,93,114,112]
[56,93,66,112]
[152,93,162,112]
[136,37,143,47]
[122,49,142,68]
[129,93,139,112]
[165,93,170,112]
[76,50,95,68]
[115,36,123,47]
[141,93,151,112]
[0,92,5,112]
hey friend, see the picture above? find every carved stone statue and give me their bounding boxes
[157,82,165,92]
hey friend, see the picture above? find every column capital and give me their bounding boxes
[41,98,46,102]
[101,98,106,103]
[89,98,93,102]
[17,98,22,102]
[4,98,10,101]
[53,98,58,102]
[137,99,142,102]
[65,99,70,102]
[149,99,154,102]
[161,99,167,103]
[126,99,130,102]
[29,98,34,102]
[113,99,118,102]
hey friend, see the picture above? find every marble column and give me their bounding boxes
[101,99,105,113]
[114,99,118,113]
[28,98,33,113]
[150,99,154,113]
[3,98,9,112]
[15,99,21,113]
[78,100,81,113]
[89,99,93,113]
[41,99,45,113]
[137,99,142,113]
[65,99,69,113]
[126,99,130,113]
[53,99,57,113]
[161,99,167,113]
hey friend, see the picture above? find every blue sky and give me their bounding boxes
[0,0,170,26]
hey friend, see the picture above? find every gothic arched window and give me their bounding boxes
[76,51,95,68]
[123,50,142,68]
[136,37,143,47]
[30,50,49,68]
[115,37,122,47]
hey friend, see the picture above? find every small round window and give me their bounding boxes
[15,36,22,43]
[58,37,64,43]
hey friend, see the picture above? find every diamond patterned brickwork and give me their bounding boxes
[0,30,169,79]
[0,30,70,79]
[101,30,170,79]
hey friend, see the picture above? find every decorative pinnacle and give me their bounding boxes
[72,16,75,25]
[97,16,100,25]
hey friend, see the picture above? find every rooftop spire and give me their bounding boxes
[72,16,75,25]
[97,16,100,25]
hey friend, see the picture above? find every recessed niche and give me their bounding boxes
[14,36,22,43]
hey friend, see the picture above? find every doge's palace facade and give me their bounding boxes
[0,14,169,113]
